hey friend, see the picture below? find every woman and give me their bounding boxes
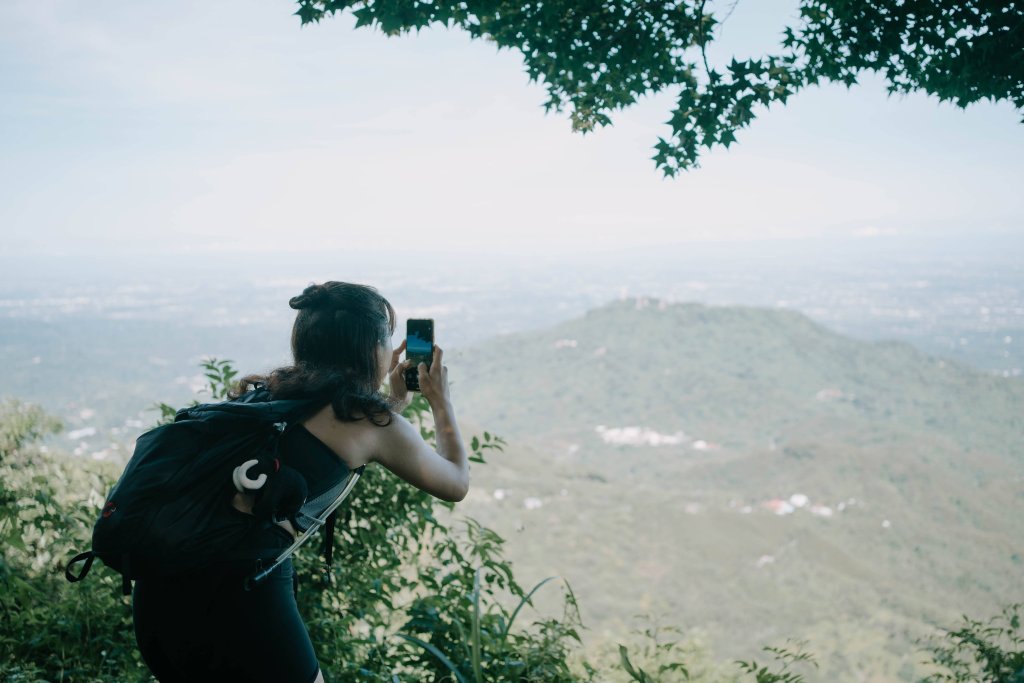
[132,281,469,682]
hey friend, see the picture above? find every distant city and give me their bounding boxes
[1,232,1021,461]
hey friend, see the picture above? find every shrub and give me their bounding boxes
[0,365,587,682]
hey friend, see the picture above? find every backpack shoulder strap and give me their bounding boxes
[322,509,337,584]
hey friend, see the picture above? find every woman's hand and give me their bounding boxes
[386,339,413,413]
[418,345,450,408]
[371,344,467,502]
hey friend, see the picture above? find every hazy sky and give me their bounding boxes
[1,0,1021,257]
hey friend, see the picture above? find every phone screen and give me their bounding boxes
[405,319,434,391]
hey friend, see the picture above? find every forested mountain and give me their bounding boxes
[449,298,1024,681]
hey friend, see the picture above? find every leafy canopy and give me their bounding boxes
[294,0,1024,175]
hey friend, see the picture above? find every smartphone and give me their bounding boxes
[404,318,434,391]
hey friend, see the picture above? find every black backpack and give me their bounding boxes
[64,387,358,595]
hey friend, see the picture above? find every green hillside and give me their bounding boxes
[445,298,1024,682]
[450,298,1021,454]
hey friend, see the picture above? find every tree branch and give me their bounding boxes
[697,0,711,78]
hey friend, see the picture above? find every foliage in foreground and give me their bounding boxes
[294,0,1023,175]
[0,363,590,682]
[1,361,1022,681]
[0,399,139,681]
[920,604,1024,683]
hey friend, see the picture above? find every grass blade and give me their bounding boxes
[501,575,560,638]
[397,633,469,683]
[471,567,483,682]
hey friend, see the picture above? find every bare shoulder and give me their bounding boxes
[300,403,391,471]
[300,404,463,500]
[367,409,433,462]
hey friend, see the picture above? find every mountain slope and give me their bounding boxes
[444,299,1024,682]
[451,298,1021,456]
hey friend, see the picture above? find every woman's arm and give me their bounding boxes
[371,345,469,502]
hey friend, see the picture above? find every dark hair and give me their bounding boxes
[231,281,397,426]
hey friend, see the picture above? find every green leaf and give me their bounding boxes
[352,6,374,28]
[6,529,27,552]
[619,644,650,682]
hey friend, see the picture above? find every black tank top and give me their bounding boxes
[278,424,356,533]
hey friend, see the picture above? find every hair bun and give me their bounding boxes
[289,283,331,310]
